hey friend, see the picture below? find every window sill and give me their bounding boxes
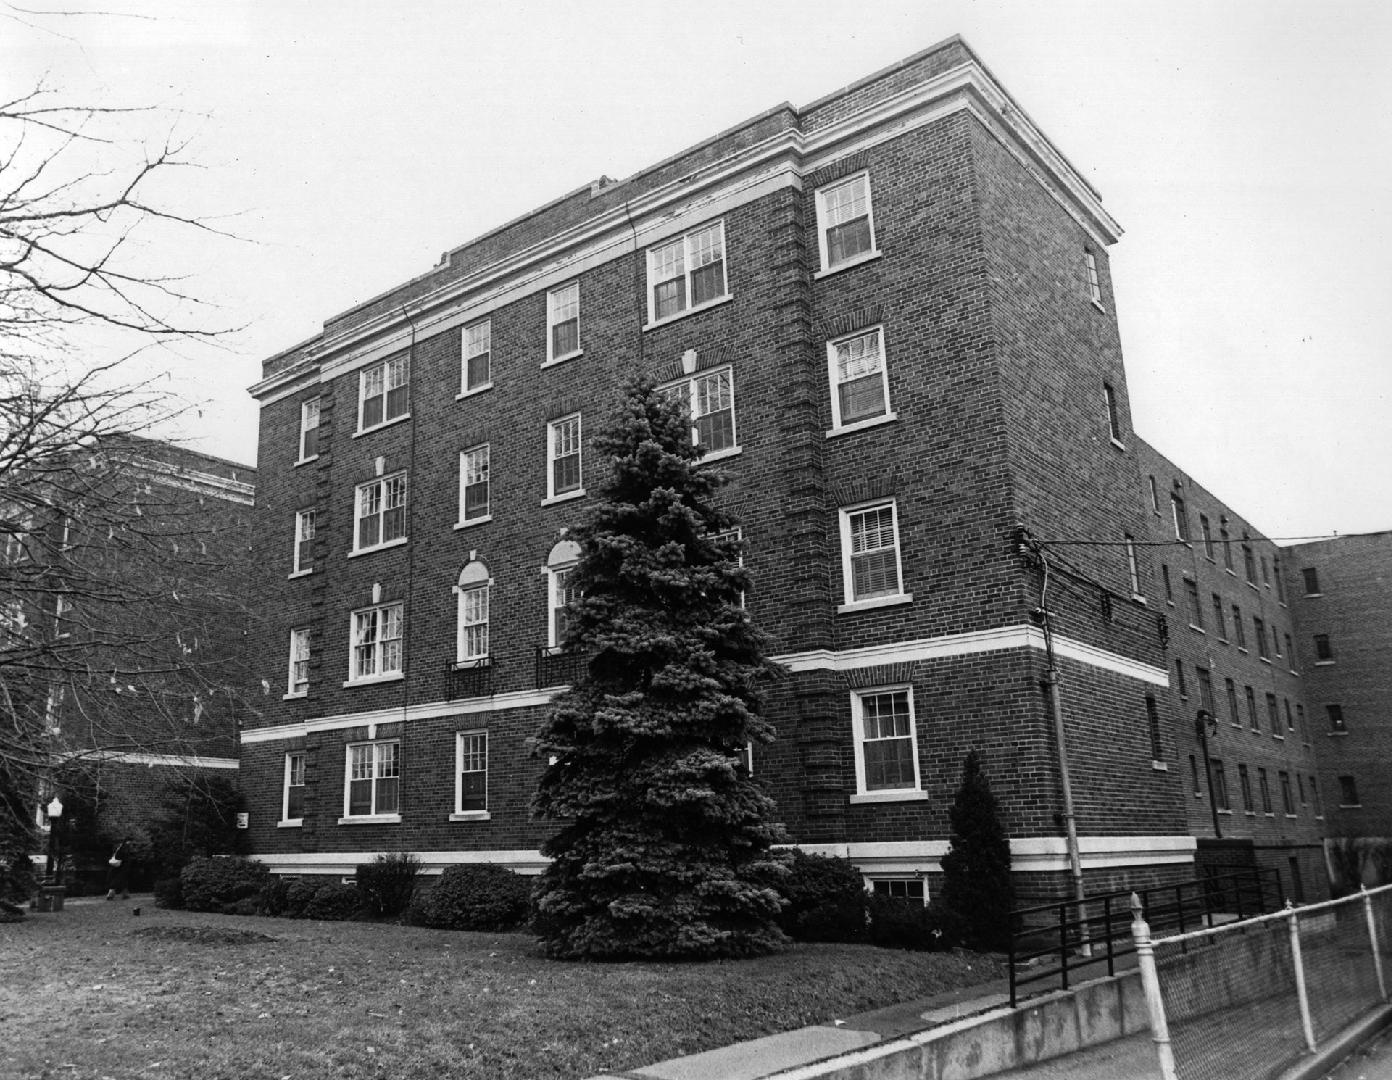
[1151,760,1168,771]
[453,658,491,670]
[1131,594,1147,605]
[1272,734,1285,742]
[826,412,898,439]
[838,592,913,615]
[294,454,319,468]
[1236,647,1249,655]
[1109,437,1127,452]
[1216,637,1229,645]
[542,489,586,507]
[454,515,493,530]
[288,568,313,579]
[338,814,402,825]
[849,789,927,804]
[1216,809,1233,816]
[642,292,734,331]
[282,691,308,702]
[277,819,304,829]
[698,445,743,464]
[354,413,412,439]
[348,537,408,559]
[1303,592,1323,599]
[1314,660,1336,667]
[449,811,492,822]
[1245,810,1256,817]
[1225,568,1237,577]
[1189,625,1205,634]
[343,672,405,689]
[1258,657,1272,665]
[1090,297,1107,314]
[1339,804,1361,810]
[541,349,583,369]
[1328,731,1349,737]
[814,249,883,279]
[456,383,494,401]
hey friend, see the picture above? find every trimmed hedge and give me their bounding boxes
[776,850,867,943]
[153,876,184,910]
[356,853,421,920]
[180,857,269,914]
[303,882,364,921]
[867,895,962,951]
[410,864,531,931]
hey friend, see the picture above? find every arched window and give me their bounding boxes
[456,559,491,663]
[545,540,581,650]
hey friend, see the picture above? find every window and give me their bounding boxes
[1124,535,1141,597]
[298,397,321,461]
[456,561,490,663]
[547,414,583,499]
[1297,703,1306,736]
[1162,565,1173,602]
[358,356,409,431]
[1339,775,1361,806]
[828,328,892,429]
[1266,693,1280,736]
[283,752,305,823]
[546,540,582,650]
[1200,515,1214,559]
[663,368,738,455]
[1103,382,1121,442]
[1211,595,1227,640]
[852,688,920,796]
[1311,777,1323,817]
[1220,518,1233,571]
[1284,633,1294,664]
[354,473,407,552]
[459,445,490,523]
[1314,634,1333,661]
[1239,765,1254,813]
[839,501,905,606]
[1174,658,1187,697]
[1272,630,1282,658]
[462,319,492,393]
[1145,695,1162,760]
[1232,605,1247,649]
[1242,534,1256,583]
[816,172,877,271]
[1260,556,1270,586]
[547,281,580,361]
[293,509,315,574]
[1279,772,1295,816]
[1196,667,1215,713]
[350,602,403,682]
[1148,475,1160,513]
[345,740,400,818]
[1190,754,1201,794]
[1245,685,1258,730]
[1258,768,1272,814]
[1084,249,1103,305]
[287,628,310,697]
[1274,559,1286,603]
[1284,699,1295,733]
[871,878,925,904]
[455,731,488,815]
[1170,494,1189,542]
[1301,567,1321,595]
[1185,579,1203,629]
[1211,761,1230,811]
[1298,774,1306,805]
[1253,617,1268,659]
[647,221,727,321]
[1327,704,1347,733]
[1225,678,1240,726]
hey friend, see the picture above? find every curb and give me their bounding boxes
[1274,1004,1392,1080]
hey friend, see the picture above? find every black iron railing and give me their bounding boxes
[1006,865,1282,1006]
[446,658,494,700]
[535,646,586,689]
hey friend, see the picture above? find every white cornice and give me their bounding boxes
[57,750,239,770]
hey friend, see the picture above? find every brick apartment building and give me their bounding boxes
[1285,532,1392,842]
[240,37,1329,903]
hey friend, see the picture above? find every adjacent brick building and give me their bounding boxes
[241,37,1328,903]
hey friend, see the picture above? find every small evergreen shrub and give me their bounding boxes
[355,852,421,920]
[867,895,961,951]
[303,882,364,921]
[153,876,184,909]
[258,876,292,916]
[940,751,1014,951]
[180,857,270,914]
[410,864,531,931]
[777,851,867,943]
[283,879,321,918]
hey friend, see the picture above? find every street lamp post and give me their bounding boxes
[43,796,64,884]
[1194,710,1221,839]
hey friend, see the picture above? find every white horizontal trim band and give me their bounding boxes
[57,750,239,770]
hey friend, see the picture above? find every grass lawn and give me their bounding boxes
[1,898,1004,1080]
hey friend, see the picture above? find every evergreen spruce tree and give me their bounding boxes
[531,377,788,960]
[939,750,1014,951]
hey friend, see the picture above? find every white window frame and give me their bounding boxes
[291,509,315,576]
[868,877,928,905]
[461,318,492,395]
[341,739,401,823]
[1124,535,1142,599]
[1085,249,1103,306]
[353,472,408,554]
[281,751,305,825]
[838,500,910,612]
[546,281,581,364]
[347,601,404,685]
[850,686,924,802]
[452,730,489,820]
[286,627,311,698]
[815,171,879,273]
[455,561,491,664]
[1103,382,1122,444]
[457,445,491,526]
[545,413,584,502]
[645,220,729,325]
[826,326,894,433]
[298,397,321,463]
[548,563,580,650]
[357,356,409,433]
[660,367,740,460]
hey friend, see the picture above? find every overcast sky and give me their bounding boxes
[8,0,1391,540]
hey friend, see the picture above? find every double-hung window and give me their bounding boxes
[1239,765,1254,813]
[287,628,310,697]
[828,327,892,429]
[647,221,727,322]
[549,564,580,649]
[839,501,906,607]
[816,172,877,271]
[298,397,321,461]
[1314,634,1334,662]
[1103,382,1121,442]
[359,356,408,431]
[282,752,305,823]
[455,731,488,816]
[1124,535,1141,597]
[462,319,492,394]
[661,369,738,456]
[350,602,403,682]
[292,509,315,574]
[1225,678,1240,726]
[1254,616,1268,659]
[547,282,580,362]
[354,473,407,552]
[547,414,582,499]
[1084,249,1102,305]
[1259,769,1273,813]
[1211,594,1227,639]
[345,740,400,819]
[456,561,490,664]
[459,445,490,524]
[852,687,921,798]
[1171,494,1189,542]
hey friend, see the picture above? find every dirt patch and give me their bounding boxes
[132,924,278,945]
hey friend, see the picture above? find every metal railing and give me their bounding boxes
[534,646,586,689]
[1008,866,1282,1006]
[446,658,494,700]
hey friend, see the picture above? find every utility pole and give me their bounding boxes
[1195,710,1221,838]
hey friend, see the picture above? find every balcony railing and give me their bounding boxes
[446,657,493,700]
[535,646,586,689]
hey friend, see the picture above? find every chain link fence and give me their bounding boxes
[1132,884,1392,1080]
